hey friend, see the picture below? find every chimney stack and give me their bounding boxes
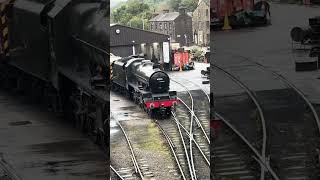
[162,9,169,13]
[152,13,159,18]
[178,7,186,15]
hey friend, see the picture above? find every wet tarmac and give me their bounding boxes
[0,90,107,180]
[168,62,210,93]
[213,2,320,104]
[212,2,320,179]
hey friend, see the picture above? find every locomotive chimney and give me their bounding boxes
[100,0,107,10]
[153,63,160,69]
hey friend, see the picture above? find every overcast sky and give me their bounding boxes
[110,0,127,8]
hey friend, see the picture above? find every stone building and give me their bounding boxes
[192,0,210,46]
[149,8,193,46]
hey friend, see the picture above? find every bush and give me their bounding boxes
[191,48,204,62]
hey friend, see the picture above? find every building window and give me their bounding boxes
[206,9,208,17]
[160,23,162,30]
[155,23,158,30]
[151,23,153,30]
[164,23,167,30]
[169,23,172,30]
[206,21,209,28]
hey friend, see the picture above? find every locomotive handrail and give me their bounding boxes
[72,35,109,55]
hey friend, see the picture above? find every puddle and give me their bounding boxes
[28,140,90,155]
[110,129,119,135]
[120,106,138,110]
[110,120,120,135]
[9,121,32,126]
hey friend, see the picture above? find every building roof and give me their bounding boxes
[149,12,180,22]
[200,0,210,6]
[196,0,209,7]
[110,24,169,47]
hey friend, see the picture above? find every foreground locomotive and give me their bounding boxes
[0,0,109,157]
[111,56,178,118]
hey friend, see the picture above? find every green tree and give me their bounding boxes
[169,0,181,11]
[169,0,197,12]
[111,0,152,29]
[180,0,198,12]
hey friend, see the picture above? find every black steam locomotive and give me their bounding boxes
[111,56,178,118]
[0,0,109,153]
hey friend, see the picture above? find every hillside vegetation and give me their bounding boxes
[111,0,198,29]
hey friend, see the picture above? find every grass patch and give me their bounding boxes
[137,122,170,156]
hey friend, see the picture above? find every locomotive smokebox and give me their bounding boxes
[149,71,169,93]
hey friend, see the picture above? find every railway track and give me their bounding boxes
[156,109,196,179]
[166,78,210,179]
[0,154,21,180]
[156,119,188,180]
[213,113,279,180]
[213,64,267,180]
[110,116,155,180]
[244,58,320,180]
[214,56,320,179]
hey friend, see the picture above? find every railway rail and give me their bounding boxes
[213,64,267,180]
[168,78,210,179]
[0,154,21,180]
[241,58,320,180]
[214,54,320,179]
[156,112,194,179]
[111,119,145,180]
[110,165,125,180]
[156,122,187,180]
[213,113,279,179]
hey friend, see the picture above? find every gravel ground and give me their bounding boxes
[110,92,179,180]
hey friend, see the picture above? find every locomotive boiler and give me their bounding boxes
[111,56,178,118]
[0,0,109,157]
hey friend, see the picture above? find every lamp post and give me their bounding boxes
[132,40,135,55]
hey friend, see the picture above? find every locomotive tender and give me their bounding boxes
[111,56,178,118]
[0,0,109,155]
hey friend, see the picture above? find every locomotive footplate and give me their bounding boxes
[59,67,109,102]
